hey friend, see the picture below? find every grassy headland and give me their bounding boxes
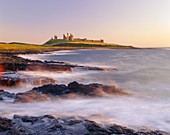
[0,43,73,54]
[0,40,136,54]
[44,38,135,49]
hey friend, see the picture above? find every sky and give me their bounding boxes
[0,0,170,47]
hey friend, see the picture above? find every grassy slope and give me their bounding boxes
[0,40,135,53]
[0,43,46,52]
[0,43,75,53]
[44,39,135,49]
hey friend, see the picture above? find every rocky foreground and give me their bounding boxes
[1,81,168,135]
[0,81,128,103]
[0,115,168,135]
[0,54,116,88]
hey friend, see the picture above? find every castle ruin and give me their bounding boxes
[52,33,104,43]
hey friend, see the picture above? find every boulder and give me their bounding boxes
[32,81,128,97]
[1,81,129,103]
[32,84,70,96]
[68,81,128,96]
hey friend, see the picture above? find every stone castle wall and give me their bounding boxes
[52,33,104,43]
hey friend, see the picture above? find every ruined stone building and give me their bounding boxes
[52,33,104,43]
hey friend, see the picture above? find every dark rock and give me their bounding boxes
[84,120,112,135]
[32,84,70,96]
[1,54,117,73]
[0,115,169,135]
[15,81,129,103]
[108,124,135,134]
[31,78,57,86]
[1,81,128,103]
[15,91,48,103]
[1,63,27,71]
[0,90,15,102]
[0,78,25,87]
[0,117,12,130]
[1,62,72,72]
[31,81,129,98]
[136,130,170,135]
[68,81,128,96]
[27,63,72,72]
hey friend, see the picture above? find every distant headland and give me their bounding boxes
[52,33,104,43]
[0,33,136,53]
[44,33,105,45]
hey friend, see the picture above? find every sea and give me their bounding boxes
[1,48,170,132]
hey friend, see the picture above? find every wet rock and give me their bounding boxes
[135,130,170,135]
[1,62,72,72]
[1,81,128,103]
[27,63,72,72]
[0,115,168,135]
[32,84,70,96]
[1,54,117,74]
[1,63,27,71]
[43,60,117,71]
[108,124,135,134]
[68,81,128,96]
[75,66,117,71]
[0,73,56,88]
[0,78,25,87]
[31,78,57,86]
[0,117,13,134]
[84,120,112,135]
[17,82,128,102]
[0,90,15,102]
[15,91,48,103]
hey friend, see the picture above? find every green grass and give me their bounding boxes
[0,44,45,51]
[0,43,64,53]
[0,40,135,53]
[44,39,135,49]
[44,39,106,45]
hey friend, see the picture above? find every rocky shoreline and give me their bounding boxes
[0,52,170,135]
[0,81,128,103]
[0,54,116,88]
[0,81,169,134]
[0,53,117,71]
[0,115,168,135]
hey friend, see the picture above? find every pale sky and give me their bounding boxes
[0,0,170,47]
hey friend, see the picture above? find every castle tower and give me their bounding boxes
[54,35,58,40]
[69,33,74,41]
[100,39,104,43]
[66,33,69,40]
[63,34,67,40]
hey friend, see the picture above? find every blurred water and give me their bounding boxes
[19,49,170,98]
[4,49,169,132]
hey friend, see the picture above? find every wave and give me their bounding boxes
[0,97,170,131]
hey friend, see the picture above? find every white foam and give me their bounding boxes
[0,97,170,132]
